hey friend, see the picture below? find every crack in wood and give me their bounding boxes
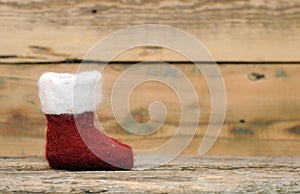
[1,60,300,65]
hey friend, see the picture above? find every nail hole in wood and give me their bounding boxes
[248,72,265,81]
[239,119,245,123]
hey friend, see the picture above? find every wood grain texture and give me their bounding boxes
[0,63,300,156]
[0,0,300,62]
[0,156,299,193]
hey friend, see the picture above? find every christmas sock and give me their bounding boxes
[38,71,134,171]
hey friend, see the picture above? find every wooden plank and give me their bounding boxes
[2,133,300,157]
[0,156,299,192]
[0,63,300,156]
[0,0,300,62]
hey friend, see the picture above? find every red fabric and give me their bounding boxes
[45,112,134,171]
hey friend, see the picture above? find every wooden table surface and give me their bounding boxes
[1,156,299,193]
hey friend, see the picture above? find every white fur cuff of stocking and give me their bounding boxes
[38,71,103,115]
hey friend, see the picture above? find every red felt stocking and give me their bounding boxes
[38,71,133,170]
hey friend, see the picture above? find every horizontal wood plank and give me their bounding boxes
[0,156,299,193]
[0,63,300,156]
[0,0,300,62]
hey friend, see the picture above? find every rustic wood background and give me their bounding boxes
[1,0,300,156]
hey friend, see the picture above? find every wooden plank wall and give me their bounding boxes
[0,0,300,156]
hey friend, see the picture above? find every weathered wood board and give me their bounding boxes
[0,156,299,193]
[0,0,300,62]
[0,63,300,156]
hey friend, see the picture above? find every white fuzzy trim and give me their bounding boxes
[38,71,102,114]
